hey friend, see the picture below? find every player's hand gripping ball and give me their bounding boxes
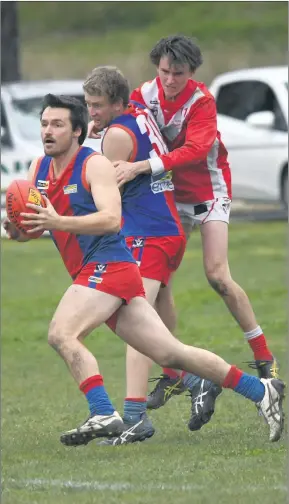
[5,180,46,239]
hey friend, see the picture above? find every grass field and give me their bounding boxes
[2,222,287,504]
[19,3,287,85]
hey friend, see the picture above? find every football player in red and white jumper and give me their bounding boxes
[102,35,279,412]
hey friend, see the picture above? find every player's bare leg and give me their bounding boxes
[118,298,230,384]
[100,297,285,445]
[49,285,124,446]
[200,220,278,379]
[149,269,222,431]
[148,280,189,407]
[155,278,177,335]
[110,278,161,445]
[49,285,122,382]
[126,278,161,398]
[125,275,220,438]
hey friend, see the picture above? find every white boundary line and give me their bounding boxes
[3,478,287,493]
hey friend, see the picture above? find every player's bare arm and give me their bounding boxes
[21,155,122,235]
[102,127,135,189]
[102,127,133,164]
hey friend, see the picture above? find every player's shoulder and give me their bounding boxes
[193,80,215,101]
[85,152,114,182]
[105,122,134,140]
[132,78,158,99]
[182,80,216,114]
[85,151,102,167]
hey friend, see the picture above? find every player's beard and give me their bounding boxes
[43,143,57,155]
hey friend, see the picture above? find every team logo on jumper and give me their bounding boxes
[88,276,103,284]
[150,99,158,105]
[181,107,189,121]
[63,184,78,195]
[28,188,42,206]
[132,238,144,248]
[150,172,174,194]
[96,264,107,273]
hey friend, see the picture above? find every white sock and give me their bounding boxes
[244,326,263,341]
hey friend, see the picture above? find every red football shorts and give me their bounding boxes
[125,235,186,286]
[74,261,145,303]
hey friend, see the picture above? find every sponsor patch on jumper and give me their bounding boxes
[63,184,77,195]
[150,172,174,194]
[88,276,103,284]
[37,180,50,190]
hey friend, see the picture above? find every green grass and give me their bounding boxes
[19,2,287,45]
[2,222,287,504]
[19,2,287,85]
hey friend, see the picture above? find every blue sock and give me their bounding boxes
[80,375,115,416]
[86,387,115,416]
[182,373,203,390]
[123,398,147,423]
[233,374,265,402]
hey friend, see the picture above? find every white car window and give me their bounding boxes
[216,81,287,132]
[1,101,12,147]
[12,103,41,142]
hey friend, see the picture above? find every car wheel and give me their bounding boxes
[281,169,288,209]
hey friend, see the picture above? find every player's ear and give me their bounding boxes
[73,126,82,140]
[114,99,123,112]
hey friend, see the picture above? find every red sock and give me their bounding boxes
[79,374,103,394]
[222,365,243,389]
[248,334,273,361]
[162,368,180,379]
[125,397,147,402]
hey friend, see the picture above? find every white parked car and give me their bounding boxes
[1,80,101,234]
[209,66,288,206]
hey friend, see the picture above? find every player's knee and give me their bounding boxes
[48,319,64,353]
[205,264,231,296]
[154,349,180,369]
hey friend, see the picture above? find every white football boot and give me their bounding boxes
[257,378,285,442]
[60,411,124,446]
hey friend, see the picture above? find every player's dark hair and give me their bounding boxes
[150,34,203,72]
[83,66,130,108]
[40,94,88,145]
